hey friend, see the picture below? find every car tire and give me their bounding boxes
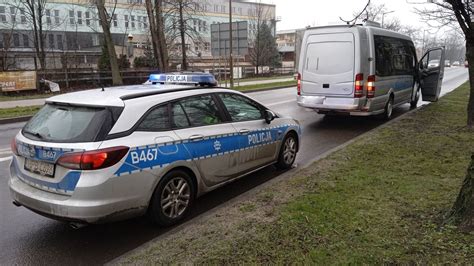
[410,84,421,109]
[148,169,195,227]
[383,96,394,120]
[275,133,298,170]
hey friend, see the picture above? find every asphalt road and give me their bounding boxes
[0,67,468,265]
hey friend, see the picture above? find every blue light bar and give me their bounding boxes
[148,72,218,87]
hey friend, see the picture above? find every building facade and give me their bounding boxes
[0,0,275,71]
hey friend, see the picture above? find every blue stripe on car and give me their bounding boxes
[114,125,299,177]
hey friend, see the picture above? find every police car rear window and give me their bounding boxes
[23,104,116,143]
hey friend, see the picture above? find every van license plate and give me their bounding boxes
[24,159,55,178]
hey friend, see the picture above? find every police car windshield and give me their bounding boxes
[23,104,115,143]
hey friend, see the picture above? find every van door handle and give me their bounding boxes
[189,134,204,141]
[239,129,250,135]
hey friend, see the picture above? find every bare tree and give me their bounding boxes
[95,0,122,85]
[145,0,169,71]
[20,0,48,70]
[165,0,206,71]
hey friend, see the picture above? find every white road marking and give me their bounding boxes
[0,150,12,155]
[0,156,12,162]
[267,99,296,107]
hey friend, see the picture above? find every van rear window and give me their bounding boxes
[22,104,118,143]
[305,41,354,75]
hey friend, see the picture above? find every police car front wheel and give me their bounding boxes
[148,169,196,226]
[275,133,298,170]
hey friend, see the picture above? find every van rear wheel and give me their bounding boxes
[383,97,394,120]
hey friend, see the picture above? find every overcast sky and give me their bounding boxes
[260,0,431,31]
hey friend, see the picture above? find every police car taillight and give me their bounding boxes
[57,146,129,170]
[11,138,18,156]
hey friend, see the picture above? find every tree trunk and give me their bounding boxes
[145,0,163,70]
[155,0,168,72]
[178,1,187,71]
[96,0,123,86]
[448,154,474,231]
[466,39,474,129]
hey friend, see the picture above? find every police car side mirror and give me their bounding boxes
[264,110,275,124]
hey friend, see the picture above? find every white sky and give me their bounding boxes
[260,0,430,31]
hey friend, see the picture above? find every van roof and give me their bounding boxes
[304,24,412,41]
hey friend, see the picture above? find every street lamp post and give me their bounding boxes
[229,0,234,89]
[127,33,134,59]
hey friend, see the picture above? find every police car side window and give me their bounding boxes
[219,94,264,122]
[173,95,222,128]
[137,105,170,131]
[172,103,191,128]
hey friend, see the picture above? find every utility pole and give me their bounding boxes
[229,0,234,89]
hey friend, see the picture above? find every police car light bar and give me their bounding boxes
[148,73,218,87]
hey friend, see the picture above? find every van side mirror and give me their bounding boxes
[264,110,276,124]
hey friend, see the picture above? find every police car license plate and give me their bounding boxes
[24,158,55,178]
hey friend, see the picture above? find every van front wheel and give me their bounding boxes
[410,84,421,109]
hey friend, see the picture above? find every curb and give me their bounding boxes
[0,85,296,125]
[0,116,33,125]
[108,101,427,265]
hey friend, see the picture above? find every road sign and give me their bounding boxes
[211,21,248,57]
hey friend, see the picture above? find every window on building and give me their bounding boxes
[221,5,226,13]
[113,14,118,27]
[193,19,197,31]
[69,10,75,25]
[77,11,82,25]
[10,7,16,23]
[238,7,242,15]
[46,9,51,25]
[131,15,135,28]
[0,6,5,23]
[232,7,236,14]
[213,5,218,12]
[20,8,25,23]
[204,42,210,51]
[142,16,147,28]
[54,10,60,25]
[13,33,19,47]
[57,34,63,50]
[22,34,29,47]
[85,11,90,26]
[124,15,129,28]
[49,34,54,49]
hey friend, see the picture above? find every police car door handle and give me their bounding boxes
[189,134,204,141]
[239,129,250,135]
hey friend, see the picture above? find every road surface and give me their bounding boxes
[0,67,468,264]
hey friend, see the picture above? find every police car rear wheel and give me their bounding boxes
[149,170,195,226]
[276,133,297,170]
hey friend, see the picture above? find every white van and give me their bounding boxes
[296,22,445,119]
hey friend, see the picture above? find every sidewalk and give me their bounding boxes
[0,77,294,109]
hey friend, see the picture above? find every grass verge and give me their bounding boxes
[233,80,296,91]
[117,82,474,265]
[0,105,41,119]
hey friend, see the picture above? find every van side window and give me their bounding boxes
[374,35,415,77]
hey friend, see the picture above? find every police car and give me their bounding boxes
[9,74,301,226]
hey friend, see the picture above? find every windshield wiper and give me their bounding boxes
[23,129,44,139]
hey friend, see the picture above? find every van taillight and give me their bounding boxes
[57,146,129,170]
[11,138,18,156]
[354,73,364,98]
[367,75,376,98]
[297,73,301,96]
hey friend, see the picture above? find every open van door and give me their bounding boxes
[418,47,445,102]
